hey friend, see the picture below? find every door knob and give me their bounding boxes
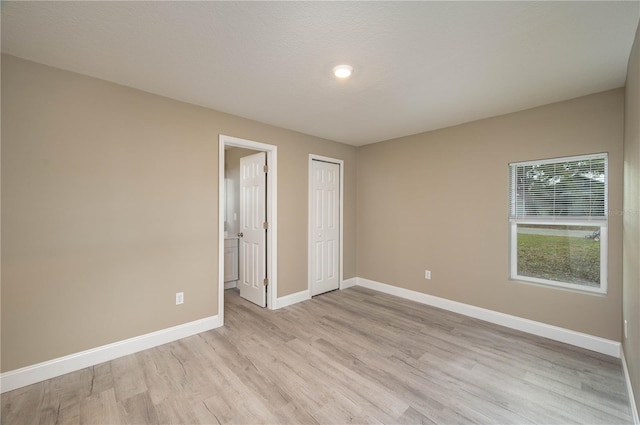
[238,232,244,237]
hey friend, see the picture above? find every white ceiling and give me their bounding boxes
[2,1,639,146]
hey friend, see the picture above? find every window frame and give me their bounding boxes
[508,153,608,295]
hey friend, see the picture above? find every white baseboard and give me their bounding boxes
[340,277,357,289]
[275,289,310,309]
[224,281,237,289]
[353,277,621,358]
[1,315,221,394]
[622,348,640,424]
[275,278,357,309]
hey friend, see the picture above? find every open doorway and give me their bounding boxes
[223,147,260,291]
[218,135,278,326]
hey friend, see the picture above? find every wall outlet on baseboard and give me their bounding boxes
[624,319,628,339]
[424,270,431,280]
[176,292,184,305]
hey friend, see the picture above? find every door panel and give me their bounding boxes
[311,160,340,296]
[239,152,266,307]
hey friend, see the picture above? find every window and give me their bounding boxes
[509,153,608,294]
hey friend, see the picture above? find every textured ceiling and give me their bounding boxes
[2,1,639,146]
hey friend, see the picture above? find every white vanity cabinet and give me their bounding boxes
[224,238,239,287]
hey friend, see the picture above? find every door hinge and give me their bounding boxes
[263,164,268,173]
[263,278,269,286]
[263,221,269,230]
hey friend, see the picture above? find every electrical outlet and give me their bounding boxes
[624,319,628,339]
[425,270,431,280]
[176,292,184,305]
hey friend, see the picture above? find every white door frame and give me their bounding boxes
[308,154,344,295]
[219,135,278,325]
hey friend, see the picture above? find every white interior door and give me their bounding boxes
[239,152,267,307]
[310,160,340,296]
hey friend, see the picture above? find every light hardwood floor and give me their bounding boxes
[1,287,633,424]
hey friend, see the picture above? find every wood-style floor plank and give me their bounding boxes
[1,286,633,424]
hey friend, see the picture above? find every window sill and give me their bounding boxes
[510,275,607,295]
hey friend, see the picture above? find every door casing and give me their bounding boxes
[219,135,277,325]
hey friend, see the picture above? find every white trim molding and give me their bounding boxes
[1,315,220,394]
[622,348,640,424]
[340,277,358,289]
[219,134,278,318]
[275,289,311,309]
[274,277,358,309]
[353,277,621,358]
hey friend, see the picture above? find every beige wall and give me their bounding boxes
[0,51,630,375]
[1,55,357,372]
[623,19,640,416]
[357,89,625,340]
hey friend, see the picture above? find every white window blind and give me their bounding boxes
[509,153,608,220]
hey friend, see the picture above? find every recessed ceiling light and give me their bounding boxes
[333,64,353,79]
